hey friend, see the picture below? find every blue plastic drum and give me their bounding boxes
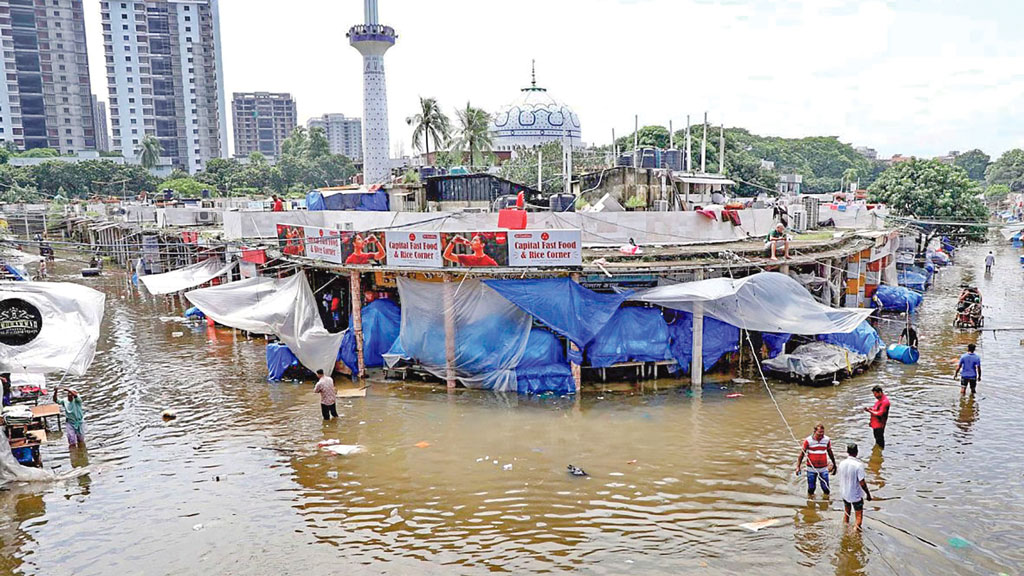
[886,343,919,364]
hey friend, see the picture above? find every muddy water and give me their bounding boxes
[1,243,1022,575]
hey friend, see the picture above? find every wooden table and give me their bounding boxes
[31,404,61,429]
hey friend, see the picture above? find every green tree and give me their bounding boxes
[869,158,988,244]
[984,183,1010,203]
[308,127,331,159]
[160,176,206,198]
[616,125,671,151]
[953,149,990,182]
[406,96,451,164]
[451,102,493,169]
[137,135,162,170]
[196,158,242,194]
[985,148,1024,191]
[15,148,59,158]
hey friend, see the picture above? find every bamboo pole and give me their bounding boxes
[349,271,365,381]
[691,269,705,386]
[570,272,583,393]
[443,272,457,389]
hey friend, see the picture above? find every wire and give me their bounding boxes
[745,324,798,443]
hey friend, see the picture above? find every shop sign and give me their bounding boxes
[0,298,42,346]
[507,230,582,267]
[303,226,343,264]
[383,231,443,268]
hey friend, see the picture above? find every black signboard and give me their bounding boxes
[0,298,42,346]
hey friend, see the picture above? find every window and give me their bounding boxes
[65,128,71,134]
[124,35,129,41]
[122,14,128,19]
[122,24,128,30]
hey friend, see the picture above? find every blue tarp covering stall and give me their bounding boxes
[664,311,740,373]
[873,285,924,313]
[338,299,401,376]
[515,328,574,395]
[266,342,299,381]
[818,321,884,356]
[762,332,791,359]
[585,306,672,368]
[305,188,389,212]
[184,306,205,320]
[898,269,928,292]
[483,278,629,347]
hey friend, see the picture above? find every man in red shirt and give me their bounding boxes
[796,423,837,496]
[344,233,385,265]
[864,385,890,449]
[271,195,284,212]
[443,234,498,267]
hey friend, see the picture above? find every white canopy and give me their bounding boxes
[0,281,105,375]
[0,248,43,265]
[631,272,872,334]
[140,258,235,295]
[186,273,344,374]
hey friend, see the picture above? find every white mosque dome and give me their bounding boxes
[490,65,582,151]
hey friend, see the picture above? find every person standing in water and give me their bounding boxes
[313,369,338,420]
[795,423,838,496]
[837,443,872,531]
[864,385,890,449]
[985,251,995,274]
[954,343,982,395]
[54,386,86,446]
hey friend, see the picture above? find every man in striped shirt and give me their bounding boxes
[795,423,838,496]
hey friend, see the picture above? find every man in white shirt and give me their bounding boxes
[312,369,338,421]
[837,443,872,530]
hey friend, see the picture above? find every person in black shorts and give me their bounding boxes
[899,323,919,350]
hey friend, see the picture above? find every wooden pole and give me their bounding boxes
[349,271,365,381]
[570,272,583,393]
[691,269,705,386]
[833,258,843,307]
[443,272,457,389]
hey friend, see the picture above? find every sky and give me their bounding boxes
[84,0,1024,160]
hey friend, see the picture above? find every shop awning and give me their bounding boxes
[140,258,235,295]
[630,272,872,334]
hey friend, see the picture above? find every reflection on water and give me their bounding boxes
[0,243,1021,575]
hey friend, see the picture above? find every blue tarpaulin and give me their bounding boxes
[898,269,928,292]
[339,299,401,376]
[266,342,299,381]
[305,188,389,212]
[762,332,791,359]
[664,311,740,373]
[818,321,883,356]
[585,306,672,368]
[515,328,574,395]
[184,306,205,319]
[3,264,26,280]
[873,285,924,313]
[484,278,630,348]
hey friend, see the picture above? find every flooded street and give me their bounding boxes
[2,242,1022,576]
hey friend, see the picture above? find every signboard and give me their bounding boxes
[339,231,386,266]
[276,224,305,257]
[384,231,443,268]
[303,226,343,264]
[142,234,162,273]
[0,298,42,346]
[247,201,266,211]
[507,230,582,267]
[440,231,508,268]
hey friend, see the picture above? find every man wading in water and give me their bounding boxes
[795,423,838,496]
[837,443,872,531]
[864,385,890,449]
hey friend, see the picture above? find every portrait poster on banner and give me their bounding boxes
[276,224,306,257]
[507,230,583,267]
[341,232,387,266]
[303,227,343,264]
[441,231,508,267]
[383,231,443,268]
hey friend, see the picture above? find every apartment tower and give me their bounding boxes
[231,91,296,160]
[102,0,227,172]
[0,0,96,152]
[306,113,361,160]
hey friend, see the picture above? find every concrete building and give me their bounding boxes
[92,94,109,152]
[232,92,296,159]
[854,146,878,161]
[306,113,362,160]
[0,0,96,152]
[102,0,228,173]
[347,0,396,184]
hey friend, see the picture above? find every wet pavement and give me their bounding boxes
[0,241,1022,575]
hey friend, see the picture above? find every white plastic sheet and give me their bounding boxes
[762,341,870,380]
[396,278,532,391]
[140,258,235,295]
[632,272,872,334]
[186,274,344,374]
[0,281,105,375]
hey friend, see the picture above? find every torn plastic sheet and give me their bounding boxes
[186,273,344,374]
[762,341,871,380]
[0,281,105,376]
[140,258,236,295]
[631,272,872,334]
[396,278,531,391]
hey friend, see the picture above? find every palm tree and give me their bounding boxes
[137,135,162,170]
[452,102,493,169]
[406,97,450,165]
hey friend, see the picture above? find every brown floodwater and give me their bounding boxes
[1,242,1022,575]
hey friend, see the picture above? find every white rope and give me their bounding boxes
[744,330,798,443]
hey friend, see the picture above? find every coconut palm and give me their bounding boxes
[137,135,163,170]
[451,102,493,169]
[406,97,450,165]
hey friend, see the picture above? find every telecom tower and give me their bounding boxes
[347,0,396,185]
